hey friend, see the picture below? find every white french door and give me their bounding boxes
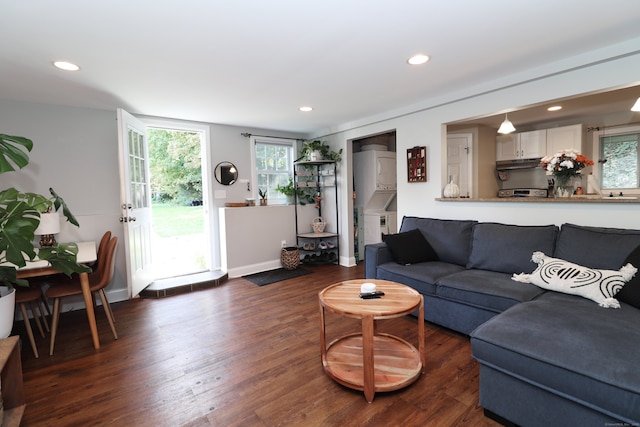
[117,108,154,298]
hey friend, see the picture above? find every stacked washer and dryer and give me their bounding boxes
[353,145,397,252]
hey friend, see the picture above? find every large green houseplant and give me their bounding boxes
[0,133,90,289]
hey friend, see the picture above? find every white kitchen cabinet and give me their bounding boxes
[496,130,546,161]
[496,134,517,161]
[546,124,583,155]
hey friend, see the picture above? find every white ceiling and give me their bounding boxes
[2,1,640,135]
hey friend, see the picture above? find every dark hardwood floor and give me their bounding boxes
[16,263,499,426]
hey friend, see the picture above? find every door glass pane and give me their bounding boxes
[129,128,149,209]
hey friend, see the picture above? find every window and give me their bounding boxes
[251,136,296,203]
[597,125,640,191]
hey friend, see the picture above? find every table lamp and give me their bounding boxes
[35,211,61,247]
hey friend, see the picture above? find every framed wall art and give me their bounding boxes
[407,146,426,182]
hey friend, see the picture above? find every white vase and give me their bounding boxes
[0,287,16,339]
[309,150,322,161]
[443,179,460,198]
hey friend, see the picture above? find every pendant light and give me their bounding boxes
[631,97,640,112]
[497,114,516,134]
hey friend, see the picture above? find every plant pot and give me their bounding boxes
[260,199,267,206]
[309,150,322,161]
[0,286,16,339]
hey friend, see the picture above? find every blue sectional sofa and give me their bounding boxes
[365,217,640,426]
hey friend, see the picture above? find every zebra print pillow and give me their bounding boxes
[512,251,638,308]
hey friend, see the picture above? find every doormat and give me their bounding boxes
[243,267,312,286]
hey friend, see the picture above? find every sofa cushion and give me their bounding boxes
[555,223,640,269]
[615,244,640,309]
[382,228,438,265]
[467,222,558,274]
[399,217,477,266]
[376,261,465,296]
[471,292,640,423]
[436,269,546,313]
[512,251,637,308]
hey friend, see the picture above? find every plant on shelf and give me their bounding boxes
[0,133,90,290]
[258,188,267,206]
[275,178,315,205]
[296,140,342,163]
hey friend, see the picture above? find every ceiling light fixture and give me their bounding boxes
[547,105,562,111]
[631,97,640,112]
[407,54,430,65]
[497,114,516,134]
[53,61,80,71]
[299,106,313,112]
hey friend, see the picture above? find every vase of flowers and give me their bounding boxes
[540,149,594,197]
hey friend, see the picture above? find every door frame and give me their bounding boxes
[446,133,473,198]
[140,116,215,271]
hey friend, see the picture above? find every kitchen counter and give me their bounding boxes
[436,195,640,203]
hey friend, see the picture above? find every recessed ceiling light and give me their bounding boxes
[53,61,80,71]
[299,106,313,112]
[407,54,430,65]
[547,105,562,111]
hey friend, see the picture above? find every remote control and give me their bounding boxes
[359,291,385,299]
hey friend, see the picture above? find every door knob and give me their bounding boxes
[119,216,137,223]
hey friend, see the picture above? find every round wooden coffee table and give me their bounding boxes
[318,279,425,402]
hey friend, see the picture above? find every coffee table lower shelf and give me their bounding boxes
[322,332,422,392]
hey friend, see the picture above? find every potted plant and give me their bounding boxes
[0,133,90,338]
[296,140,342,163]
[258,188,268,206]
[275,178,315,205]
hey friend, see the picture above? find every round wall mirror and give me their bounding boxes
[214,161,238,185]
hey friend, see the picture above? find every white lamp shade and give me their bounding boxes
[35,211,61,235]
[631,97,640,112]
[498,115,516,134]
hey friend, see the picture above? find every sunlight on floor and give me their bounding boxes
[150,232,207,280]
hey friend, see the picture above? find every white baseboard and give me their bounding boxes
[227,259,282,278]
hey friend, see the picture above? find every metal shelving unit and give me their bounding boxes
[294,160,339,264]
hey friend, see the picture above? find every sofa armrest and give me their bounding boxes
[364,243,393,278]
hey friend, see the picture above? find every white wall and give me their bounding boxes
[0,101,128,303]
[0,101,302,303]
[219,205,297,277]
[319,42,640,265]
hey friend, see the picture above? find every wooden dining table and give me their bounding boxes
[15,241,100,350]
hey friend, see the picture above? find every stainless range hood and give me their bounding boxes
[496,158,542,171]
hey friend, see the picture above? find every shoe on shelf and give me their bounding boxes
[318,241,328,250]
[326,241,335,249]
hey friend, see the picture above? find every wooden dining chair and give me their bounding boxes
[92,230,112,273]
[45,236,119,355]
[30,230,113,318]
[15,286,49,358]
